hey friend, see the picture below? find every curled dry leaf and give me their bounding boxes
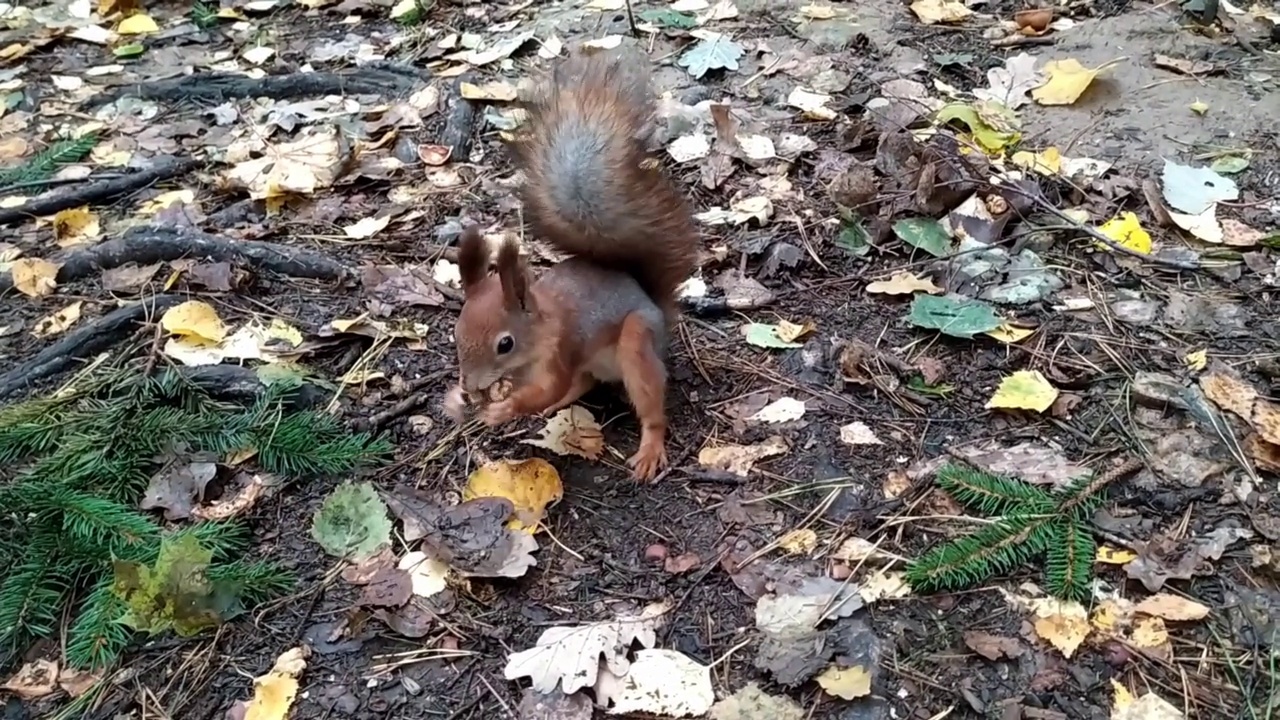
[10,258,61,298]
[522,405,604,460]
[2,659,58,699]
[698,435,789,476]
[1132,593,1210,621]
[747,397,806,424]
[865,271,943,295]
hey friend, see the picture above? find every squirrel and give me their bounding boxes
[442,50,700,482]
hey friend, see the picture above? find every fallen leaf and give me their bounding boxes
[987,370,1059,413]
[815,664,871,700]
[709,683,806,720]
[2,659,58,699]
[359,566,413,608]
[10,258,60,298]
[778,528,817,554]
[1168,205,1223,243]
[522,406,605,460]
[343,215,391,240]
[460,80,519,102]
[1098,211,1152,254]
[311,482,393,562]
[866,271,943,295]
[224,126,348,199]
[594,648,715,716]
[503,601,670,694]
[1032,58,1121,105]
[160,300,227,343]
[1097,546,1138,564]
[698,436,788,476]
[51,206,100,247]
[838,422,882,446]
[1027,597,1090,657]
[1132,594,1210,621]
[964,630,1024,660]
[908,295,1001,338]
[748,397,806,424]
[785,87,836,120]
[985,323,1036,343]
[463,458,563,533]
[1161,160,1238,215]
[398,551,450,598]
[910,0,973,23]
[117,13,159,34]
[31,300,83,338]
[858,570,912,602]
[678,32,745,80]
[138,189,195,215]
[742,322,804,349]
[238,647,309,720]
[1112,680,1184,720]
[974,53,1043,108]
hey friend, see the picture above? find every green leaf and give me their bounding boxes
[677,34,744,79]
[1209,155,1249,175]
[742,323,803,349]
[112,533,226,637]
[933,52,974,67]
[639,8,697,28]
[311,481,392,561]
[893,217,952,257]
[836,217,871,256]
[113,43,146,58]
[907,295,1001,339]
[934,103,1019,152]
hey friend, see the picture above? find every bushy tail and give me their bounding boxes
[509,50,699,307]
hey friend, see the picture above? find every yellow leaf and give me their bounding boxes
[160,300,227,343]
[216,8,247,19]
[50,206,101,247]
[1095,545,1137,564]
[243,646,308,720]
[777,528,816,554]
[1111,682,1184,720]
[463,458,563,534]
[138,189,195,214]
[986,370,1059,413]
[522,406,604,460]
[1010,146,1062,176]
[266,318,303,347]
[865,271,943,295]
[32,301,83,338]
[697,436,789,476]
[1111,679,1135,709]
[775,319,815,343]
[1031,58,1121,106]
[857,569,912,603]
[985,323,1035,343]
[1098,211,1152,254]
[909,0,973,23]
[1184,349,1207,371]
[10,258,61,298]
[117,13,159,34]
[1133,593,1210,621]
[1028,597,1090,658]
[460,81,519,102]
[1130,616,1170,653]
[815,665,871,700]
[1089,598,1132,637]
[1189,99,1208,115]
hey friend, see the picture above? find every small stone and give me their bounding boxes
[644,543,668,563]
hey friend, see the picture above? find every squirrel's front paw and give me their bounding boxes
[443,385,468,422]
[481,398,518,427]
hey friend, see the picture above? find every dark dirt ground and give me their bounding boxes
[2,0,1280,718]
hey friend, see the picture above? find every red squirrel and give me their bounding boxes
[442,51,700,482]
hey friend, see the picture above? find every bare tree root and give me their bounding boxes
[0,157,199,226]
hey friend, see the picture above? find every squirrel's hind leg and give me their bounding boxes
[616,312,670,482]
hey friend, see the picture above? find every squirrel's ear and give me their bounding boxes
[457,225,489,296]
[494,236,531,313]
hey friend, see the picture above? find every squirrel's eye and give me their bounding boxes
[496,335,515,355]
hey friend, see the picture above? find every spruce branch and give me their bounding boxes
[906,460,1123,600]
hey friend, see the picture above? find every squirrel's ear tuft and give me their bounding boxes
[457,225,489,296]
[494,236,530,312]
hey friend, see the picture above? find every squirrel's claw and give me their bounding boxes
[627,444,668,483]
[481,398,518,427]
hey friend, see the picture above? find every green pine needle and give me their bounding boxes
[0,367,389,669]
[906,462,1106,600]
[0,134,99,190]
